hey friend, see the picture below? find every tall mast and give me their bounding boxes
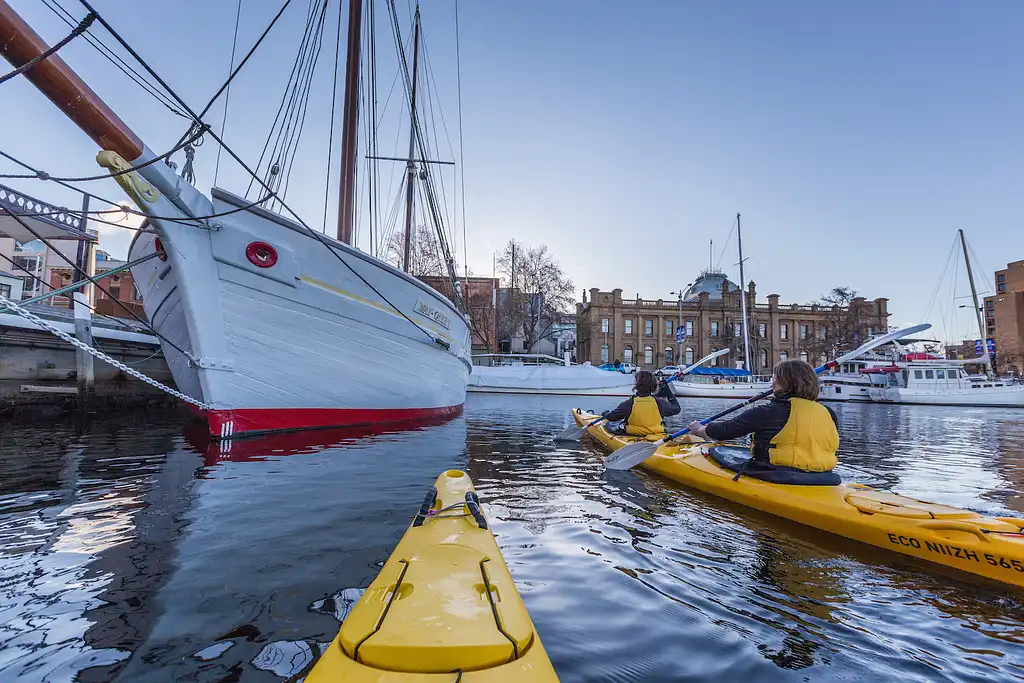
[336,0,363,244]
[401,7,422,273]
[959,229,992,376]
[0,0,142,160]
[737,213,752,372]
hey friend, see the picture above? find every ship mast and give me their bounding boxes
[959,229,992,377]
[336,0,362,244]
[737,213,752,372]
[401,7,422,273]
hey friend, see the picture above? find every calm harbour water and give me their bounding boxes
[2,394,1024,682]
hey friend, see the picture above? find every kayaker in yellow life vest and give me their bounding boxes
[687,360,839,473]
[602,370,681,437]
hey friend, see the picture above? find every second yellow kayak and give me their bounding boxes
[573,409,1024,589]
[307,470,559,682]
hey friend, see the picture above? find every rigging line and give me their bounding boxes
[418,39,454,246]
[368,0,380,255]
[0,125,208,182]
[322,0,343,233]
[0,11,95,85]
[246,0,322,196]
[214,0,245,185]
[714,215,737,272]
[454,0,468,278]
[0,205,197,358]
[280,0,331,201]
[5,193,272,227]
[922,235,959,324]
[965,237,994,296]
[41,0,188,116]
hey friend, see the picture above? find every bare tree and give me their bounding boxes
[802,287,868,359]
[495,239,574,352]
[384,225,445,277]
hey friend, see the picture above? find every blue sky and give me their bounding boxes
[2,1,1021,343]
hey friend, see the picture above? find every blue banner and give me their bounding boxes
[675,326,686,342]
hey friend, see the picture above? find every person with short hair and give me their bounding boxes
[687,360,839,473]
[602,370,681,437]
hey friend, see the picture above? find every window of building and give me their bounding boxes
[761,348,769,368]
[998,274,1005,284]
[0,283,10,298]
[685,347,694,365]
[914,370,923,379]
[601,318,609,334]
[998,283,1006,293]
[800,324,808,340]
[799,351,808,362]
[818,326,826,340]
[644,319,653,336]
[665,319,673,336]
[624,346,633,363]
[601,344,609,362]
[758,322,767,338]
[685,320,693,336]
[711,321,719,337]
[624,318,633,334]
[986,300,995,311]
[780,351,788,362]
[925,370,934,379]
[644,345,654,364]
[780,324,789,340]
[665,347,673,363]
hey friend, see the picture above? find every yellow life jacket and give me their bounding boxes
[767,398,839,472]
[625,395,665,437]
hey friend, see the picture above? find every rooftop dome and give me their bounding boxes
[682,269,739,302]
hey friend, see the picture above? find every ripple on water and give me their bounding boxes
[1,396,1024,682]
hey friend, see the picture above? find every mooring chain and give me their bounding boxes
[0,293,210,410]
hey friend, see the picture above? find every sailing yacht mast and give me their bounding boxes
[737,213,752,372]
[336,0,362,244]
[401,7,422,273]
[959,229,992,377]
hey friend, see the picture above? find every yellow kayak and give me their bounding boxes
[573,409,1024,588]
[307,470,559,682]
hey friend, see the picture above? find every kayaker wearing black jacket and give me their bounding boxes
[687,360,839,473]
[602,370,681,437]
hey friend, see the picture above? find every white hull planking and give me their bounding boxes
[128,172,470,436]
[868,385,1024,408]
[670,380,771,399]
[468,365,634,396]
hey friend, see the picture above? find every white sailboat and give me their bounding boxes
[864,231,1024,408]
[1,1,471,436]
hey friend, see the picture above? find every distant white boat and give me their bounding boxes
[867,360,1024,407]
[468,354,635,396]
[670,368,771,399]
[818,355,892,403]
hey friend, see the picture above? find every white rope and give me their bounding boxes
[0,293,210,410]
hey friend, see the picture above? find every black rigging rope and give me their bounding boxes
[0,11,95,85]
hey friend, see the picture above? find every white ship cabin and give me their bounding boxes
[884,362,1010,390]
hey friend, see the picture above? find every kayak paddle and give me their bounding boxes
[604,323,932,470]
[552,348,730,443]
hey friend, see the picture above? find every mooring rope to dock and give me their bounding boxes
[0,293,210,410]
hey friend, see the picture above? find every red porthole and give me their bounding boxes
[154,237,168,261]
[246,241,278,268]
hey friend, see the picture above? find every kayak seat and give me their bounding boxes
[708,446,842,486]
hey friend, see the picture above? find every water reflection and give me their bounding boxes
[1,396,1023,682]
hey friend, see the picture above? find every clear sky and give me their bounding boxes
[2,0,1021,343]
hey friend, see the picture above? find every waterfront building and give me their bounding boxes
[983,260,1024,376]
[576,269,890,373]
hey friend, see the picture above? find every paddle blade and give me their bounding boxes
[553,424,588,443]
[604,440,660,470]
[826,323,932,369]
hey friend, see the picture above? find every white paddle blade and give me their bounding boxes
[604,440,660,470]
[553,424,588,442]
[831,323,932,367]
[675,348,732,379]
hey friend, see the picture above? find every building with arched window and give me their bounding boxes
[576,270,890,373]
